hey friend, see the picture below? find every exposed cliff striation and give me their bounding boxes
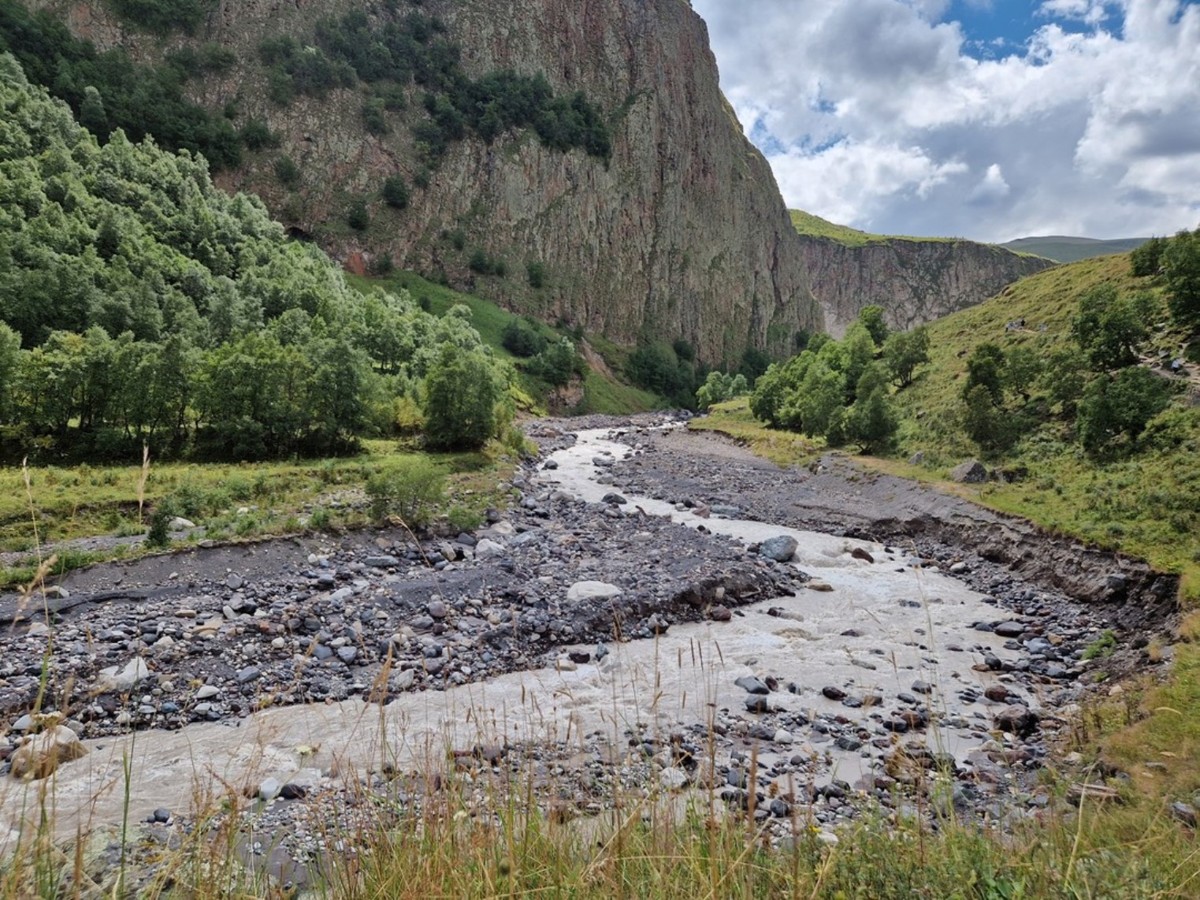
[24,0,822,364]
[795,232,1056,338]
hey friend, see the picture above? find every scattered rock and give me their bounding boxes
[994,621,1025,638]
[659,767,689,791]
[259,778,283,801]
[474,539,505,560]
[994,704,1039,737]
[734,676,770,696]
[98,658,150,693]
[1171,801,1197,828]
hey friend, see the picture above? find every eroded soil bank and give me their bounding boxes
[0,414,1177,891]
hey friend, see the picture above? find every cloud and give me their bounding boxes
[767,140,968,228]
[692,0,1200,240]
[969,164,1012,205]
[1037,0,1114,25]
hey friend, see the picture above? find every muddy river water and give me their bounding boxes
[0,427,1030,851]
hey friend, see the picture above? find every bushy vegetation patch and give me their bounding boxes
[105,0,215,36]
[261,8,612,164]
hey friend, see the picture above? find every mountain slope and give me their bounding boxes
[1000,235,1151,263]
[890,252,1200,583]
[790,210,1056,337]
[18,0,822,365]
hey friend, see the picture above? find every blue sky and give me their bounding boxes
[691,0,1200,241]
[954,1,1054,57]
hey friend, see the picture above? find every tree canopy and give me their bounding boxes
[0,53,507,461]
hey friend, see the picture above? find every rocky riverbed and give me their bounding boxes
[0,414,1179,892]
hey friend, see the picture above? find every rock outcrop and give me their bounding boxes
[27,0,823,363]
[796,235,1055,337]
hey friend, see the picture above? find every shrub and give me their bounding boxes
[626,341,697,406]
[696,371,749,409]
[844,363,897,453]
[526,261,546,288]
[882,327,930,388]
[501,319,547,358]
[365,458,446,525]
[146,500,175,548]
[368,254,394,276]
[274,155,301,188]
[1078,366,1175,456]
[347,199,370,232]
[527,338,580,387]
[466,249,506,277]
[963,343,1007,405]
[1130,236,1168,277]
[857,304,889,346]
[1073,284,1149,370]
[239,119,280,151]
[382,175,410,209]
[963,384,1018,455]
[362,98,391,135]
[107,0,213,35]
[739,346,771,383]
[672,339,695,363]
[447,504,484,533]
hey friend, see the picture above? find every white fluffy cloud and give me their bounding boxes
[691,0,1200,241]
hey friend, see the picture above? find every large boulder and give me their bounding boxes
[759,535,799,563]
[566,581,623,602]
[11,726,88,779]
[949,459,989,483]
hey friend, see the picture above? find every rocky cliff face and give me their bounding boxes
[30,0,822,364]
[796,235,1055,338]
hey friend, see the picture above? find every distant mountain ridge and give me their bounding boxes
[1000,235,1151,263]
[789,210,1055,338]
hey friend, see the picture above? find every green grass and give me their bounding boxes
[321,769,1200,898]
[789,209,961,247]
[690,397,819,466]
[577,369,661,415]
[0,440,517,589]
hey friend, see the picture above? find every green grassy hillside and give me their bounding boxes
[891,254,1200,589]
[789,209,958,246]
[1001,235,1150,263]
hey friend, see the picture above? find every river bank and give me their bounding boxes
[0,414,1178,892]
